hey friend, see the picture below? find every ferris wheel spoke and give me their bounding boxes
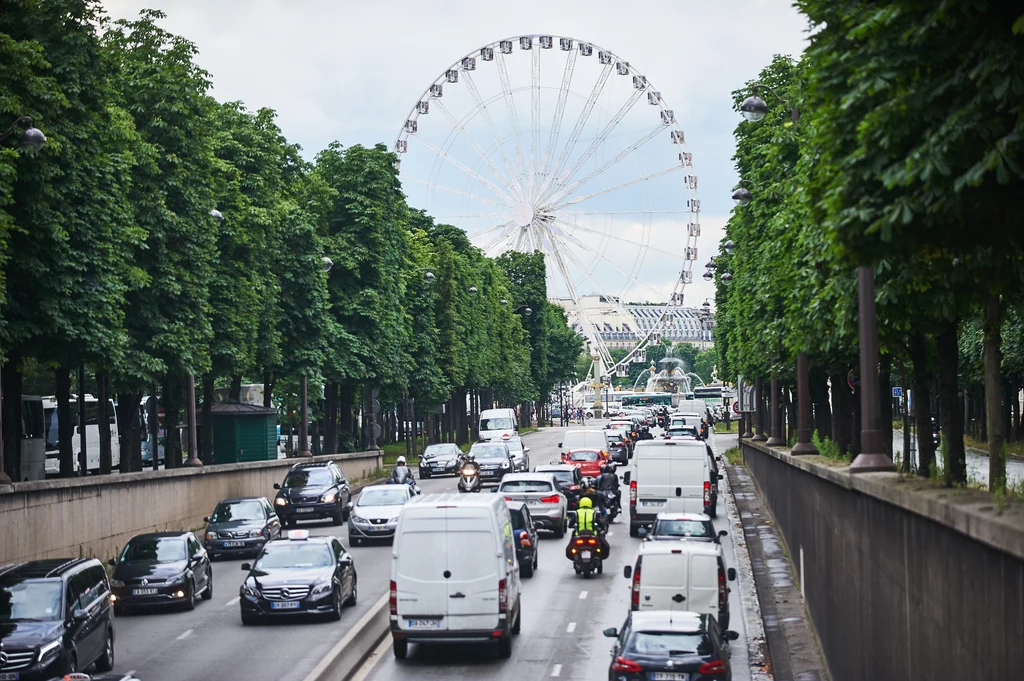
[530,47,541,186]
[479,221,519,254]
[412,136,518,206]
[549,219,681,259]
[496,53,529,185]
[431,98,517,195]
[550,157,682,212]
[561,209,690,216]
[462,71,524,195]
[405,175,510,208]
[541,48,578,178]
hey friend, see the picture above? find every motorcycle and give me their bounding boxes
[457,461,482,493]
[387,470,421,495]
[600,489,620,522]
[568,530,605,578]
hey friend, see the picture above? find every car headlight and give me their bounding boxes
[350,513,366,524]
[206,532,217,542]
[249,529,263,538]
[39,637,62,660]
[240,583,259,598]
[310,580,334,598]
[109,579,125,588]
[274,497,288,506]
[501,460,510,468]
[322,492,337,503]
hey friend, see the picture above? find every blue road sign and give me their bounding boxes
[892,386,903,398]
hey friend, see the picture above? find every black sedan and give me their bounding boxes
[203,496,282,558]
[418,443,463,478]
[506,501,539,578]
[467,442,515,484]
[603,611,738,681]
[239,530,357,624]
[273,462,352,526]
[110,532,213,613]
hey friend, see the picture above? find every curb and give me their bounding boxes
[303,594,390,681]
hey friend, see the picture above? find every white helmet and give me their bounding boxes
[397,456,406,465]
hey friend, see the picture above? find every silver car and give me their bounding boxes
[503,436,531,472]
[498,472,567,537]
[347,484,416,545]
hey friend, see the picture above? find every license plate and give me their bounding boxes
[651,673,688,681]
[0,673,20,680]
[433,467,445,472]
[527,499,541,505]
[580,550,591,560]
[641,500,666,507]
[295,507,316,513]
[132,588,158,596]
[223,541,245,548]
[270,601,300,610]
[406,618,442,628]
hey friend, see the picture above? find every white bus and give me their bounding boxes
[43,394,120,476]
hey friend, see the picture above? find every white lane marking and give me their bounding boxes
[120,672,137,681]
[551,664,563,677]
[566,621,577,633]
[175,629,193,641]
[607,531,614,537]
[224,597,239,607]
[578,590,588,600]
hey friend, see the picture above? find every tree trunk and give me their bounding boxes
[982,294,1005,492]
[1001,376,1013,444]
[97,371,112,475]
[201,374,215,465]
[455,389,469,446]
[2,357,22,481]
[263,372,274,409]
[323,382,337,455]
[116,390,143,473]
[164,374,183,469]
[909,333,935,477]
[56,367,75,477]
[229,374,242,402]
[338,383,354,453]
[937,320,966,484]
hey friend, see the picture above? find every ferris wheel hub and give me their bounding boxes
[514,202,535,227]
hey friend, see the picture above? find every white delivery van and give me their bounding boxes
[390,493,522,659]
[43,394,120,476]
[624,541,736,628]
[479,408,518,442]
[559,429,611,459]
[626,439,712,537]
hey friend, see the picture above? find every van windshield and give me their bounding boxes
[481,417,514,431]
[0,580,63,622]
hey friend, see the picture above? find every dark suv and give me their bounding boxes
[0,558,115,679]
[273,462,352,526]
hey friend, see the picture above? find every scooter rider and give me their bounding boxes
[596,463,621,509]
[389,456,413,485]
[565,497,611,559]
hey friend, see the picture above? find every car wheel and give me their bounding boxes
[345,576,358,606]
[64,651,78,675]
[241,611,260,626]
[94,628,114,672]
[554,521,565,539]
[497,634,513,658]
[183,580,196,611]
[421,470,431,479]
[328,588,343,621]
[349,533,361,547]
[201,568,213,600]
[533,550,538,573]
[520,558,534,578]
[393,638,408,659]
[332,505,344,526]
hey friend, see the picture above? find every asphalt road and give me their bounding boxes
[892,430,1024,487]
[361,425,758,681]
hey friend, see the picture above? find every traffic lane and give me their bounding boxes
[114,474,453,681]
[892,430,1024,486]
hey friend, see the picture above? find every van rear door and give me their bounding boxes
[444,510,501,631]
[395,513,450,631]
[638,552,689,611]
[687,553,719,617]
[635,451,673,514]
[667,451,707,514]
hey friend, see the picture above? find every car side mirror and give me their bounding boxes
[725,630,740,641]
[524,447,530,453]
[623,565,632,579]
[719,530,728,538]
[107,558,116,567]
[72,608,88,621]
[273,483,281,490]
[602,627,618,638]
[240,563,251,571]
[623,471,631,485]
[203,517,211,523]
[727,567,737,581]
[557,442,562,448]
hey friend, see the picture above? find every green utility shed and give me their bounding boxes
[208,402,278,464]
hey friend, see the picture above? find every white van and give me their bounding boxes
[479,408,518,442]
[626,439,711,537]
[43,394,120,476]
[559,429,611,459]
[623,541,736,628]
[390,493,522,659]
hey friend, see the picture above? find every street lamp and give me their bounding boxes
[702,270,714,282]
[740,84,799,123]
[732,181,752,207]
[321,255,333,272]
[720,272,733,286]
[0,116,46,152]
[511,305,533,316]
[723,240,735,255]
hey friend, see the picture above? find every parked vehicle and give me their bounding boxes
[109,531,213,612]
[238,530,356,625]
[506,501,539,577]
[627,439,715,537]
[478,407,518,442]
[0,558,114,679]
[498,472,567,537]
[203,496,282,558]
[603,610,738,681]
[418,442,463,478]
[273,461,352,526]
[347,484,416,545]
[390,493,522,659]
[43,394,121,476]
[624,540,736,628]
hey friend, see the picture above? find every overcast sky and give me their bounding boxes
[101,0,809,310]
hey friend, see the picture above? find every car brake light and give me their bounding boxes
[630,480,637,505]
[504,496,514,501]
[539,494,560,503]
[699,660,727,675]
[569,484,580,491]
[704,480,710,505]
[613,656,643,672]
[719,566,727,608]
[631,559,641,609]
[389,580,397,615]
[498,578,507,613]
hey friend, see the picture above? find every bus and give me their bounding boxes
[693,386,724,406]
[621,392,674,408]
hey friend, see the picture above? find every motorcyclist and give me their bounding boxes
[596,463,621,510]
[389,456,413,485]
[565,496,612,559]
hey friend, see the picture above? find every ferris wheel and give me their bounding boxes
[394,34,701,385]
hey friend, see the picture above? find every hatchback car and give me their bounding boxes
[642,512,727,543]
[418,443,463,478]
[502,435,531,472]
[347,483,415,545]
[561,448,608,479]
[110,531,213,612]
[0,558,114,680]
[603,610,738,681]
[498,472,567,537]
[506,501,539,577]
[239,530,357,624]
[203,496,282,559]
[273,461,352,526]
[604,429,631,463]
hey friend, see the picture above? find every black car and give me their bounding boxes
[238,530,357,624]
[603,610,738,681]
[506,501,539,578]
[534,463,585,509]
[467,442,515,484]
[418,443,464,478]
[605,430,630,464]
[273,462,352,526]
[203,496,282,559]
[110,531,213,612]
[0,558,114,680]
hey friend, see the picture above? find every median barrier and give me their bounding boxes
[303,594,390,681]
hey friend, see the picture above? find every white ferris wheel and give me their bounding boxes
[394,34,701,387]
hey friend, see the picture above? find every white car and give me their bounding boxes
[497,472,567,537]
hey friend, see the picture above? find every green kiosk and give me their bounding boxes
[208,402,278,464]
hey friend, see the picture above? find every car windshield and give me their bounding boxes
[254,543,333,570]
[121,537,187,562]
[654,520,712,537]
[569,450,600,462]
[0,580,63,622]
[481,417,515,430]
[628,631,712,656]
[471,446,507,460]
[211,500,265,522]
[357,488,409,506]
[423,445,458,459]
[284,468,334,487]
[504,440,524,452]
[501,480,553,492]
[542,470,573,484]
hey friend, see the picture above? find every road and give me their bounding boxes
[361,425,759,681]
[892,430,1024,487]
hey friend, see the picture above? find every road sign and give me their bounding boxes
[371,423,382,439]
[732,401,740,415]
[847,368,857,391]
[892,386,903,398]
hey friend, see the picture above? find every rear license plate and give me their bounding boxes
[270,601,300,610]
[295,507,316,513]
[527,499,541,505]
[132,588,158,596]
[222,541,245,548]
[580,550,591,560]
[0,673,21,680]
[650,673,688,681]
[641,500,666,507]
[407,619,442,628]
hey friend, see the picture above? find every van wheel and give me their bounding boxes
[393,638,408,659]
[95,628,114,672]
[497,634,512,658]
[511,602,521,634]
[629,524,640,538]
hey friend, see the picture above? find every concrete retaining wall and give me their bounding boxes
[741,439,1024,681]
[0,452,382,565]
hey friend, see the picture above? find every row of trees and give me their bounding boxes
[0,1,581,480]
[715,3,1024,493]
